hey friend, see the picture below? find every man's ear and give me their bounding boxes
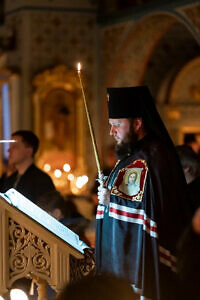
[132,118,143,133]
[27,147,34,157]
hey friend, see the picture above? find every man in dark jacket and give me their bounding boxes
[176,144,200,215]
[96,86,189,300]
[0,130,55,203]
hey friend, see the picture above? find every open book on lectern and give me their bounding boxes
[0,188,87,254]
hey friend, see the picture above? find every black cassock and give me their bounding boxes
[95,135,189,300]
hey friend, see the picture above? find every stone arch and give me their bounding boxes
[106,11,199,87]
[101,11,200,145]
[169,56,200,104]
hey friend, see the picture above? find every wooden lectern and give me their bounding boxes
[0,189,85,299]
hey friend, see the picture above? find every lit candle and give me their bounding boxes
[77,62,81,73]
[76,62,103,181]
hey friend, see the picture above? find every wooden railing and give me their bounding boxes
[0,189,85,299]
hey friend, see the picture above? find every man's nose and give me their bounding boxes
[110,126,115,136]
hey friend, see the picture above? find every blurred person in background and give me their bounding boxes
[56,273,138,300]
[0,130,55,203]
[0,159,16,186]
[176,144,200,215]
[178,207,200,300]
[184,133,200,156]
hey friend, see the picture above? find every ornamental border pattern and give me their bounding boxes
[9,217,51,280]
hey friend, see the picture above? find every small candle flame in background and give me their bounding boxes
[77,62,81,73]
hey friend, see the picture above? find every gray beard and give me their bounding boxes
[115,130,138,160]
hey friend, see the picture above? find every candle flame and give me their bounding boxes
[77,62,81,73]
